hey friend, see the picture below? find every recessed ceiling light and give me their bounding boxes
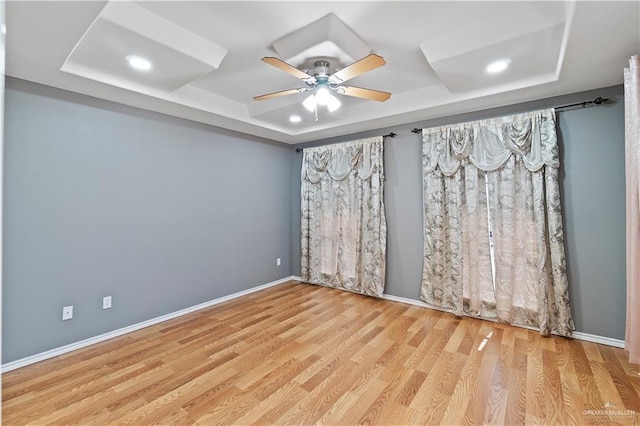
[486,59,511,74]
[289,114,302,123]
[126,55,152,71]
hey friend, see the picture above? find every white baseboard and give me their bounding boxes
[381,293,625,349]
[382,293,437,309]
[571,332,625,348]
[1,276,293,373]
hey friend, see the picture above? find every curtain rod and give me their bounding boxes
[407,97,610,134]
[294,97,610,152]
[555,96,609,111]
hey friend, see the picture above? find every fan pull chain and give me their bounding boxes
[314,104,319,122]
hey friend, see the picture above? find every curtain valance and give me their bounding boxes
[422,109,558,176]
[303,136,382,183]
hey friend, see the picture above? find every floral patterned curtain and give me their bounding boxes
[301,137,387,297]
[624,55,640,365]
[421,109,574,336]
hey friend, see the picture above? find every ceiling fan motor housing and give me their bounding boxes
[313,60,332,77]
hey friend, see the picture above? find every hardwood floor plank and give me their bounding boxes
[397,369,428,406]
[541,347,570,425]
[462,347,499,425]
[410,350,467,424]
[377,400,420,425]
[3,280,639,425]
[439,331,484,425]
[415,320,457,374]
[335,379,388,424]
[315,389,359,425]
[483,355,509,425]
[251,383,309,425]
[555,338,586,425]
[525,337,547,421]
[456,319,481,356]
[356,381,396,425]
[189,385,259,425]
[504,366,527,425]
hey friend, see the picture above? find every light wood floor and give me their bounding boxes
[3,281,640,425]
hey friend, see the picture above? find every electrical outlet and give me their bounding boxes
[62,305,73,320]
[276,257,281,266]
[103,296,112,310]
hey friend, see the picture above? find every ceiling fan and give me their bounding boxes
[253,54,391,117]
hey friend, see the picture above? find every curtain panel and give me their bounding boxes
[625,55,640,365]
[301,136,387,297]
[421,109,574,336]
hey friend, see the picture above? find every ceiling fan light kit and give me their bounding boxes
[254,54,391,121]
[315,84,332,106]
[303,94,317,112]
[325,95,341,112]
[303,92,341,112]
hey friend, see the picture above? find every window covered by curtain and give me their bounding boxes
[420,109,574,336]
[301,136,387,297]
[624,55,640,365]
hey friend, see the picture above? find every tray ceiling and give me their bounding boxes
[6,1,640,144]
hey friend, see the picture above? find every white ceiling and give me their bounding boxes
[6,1,640,144]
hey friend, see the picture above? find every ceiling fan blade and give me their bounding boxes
[337,86,391,102]
[262,57,314,81]
[253,87,308,101]
[329,54,386,84]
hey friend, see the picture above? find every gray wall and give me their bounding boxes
[292,85,626,340]
[560,103,626,339]
[3,78,294,363]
